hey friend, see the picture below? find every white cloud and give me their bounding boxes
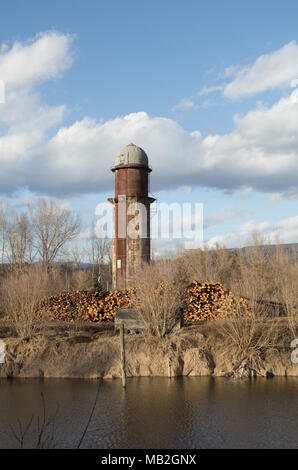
[204,207,247,229]
[0,31,73,192]
[152,213,298,252]
[236,187,253,200]
[27,87,298,197]
[172,98,195,112]
[223,41,298,99]
[197,85,223,96]
[270,215,298,243]
[0,34,298,202]
[183,185,192,195]
[172,93,216,112]
[206,215,298,248]
[269,188,298,203]
[0,31,74,89]
[180,41,298,108]
[206,220,268,248]
[1,90,298,198]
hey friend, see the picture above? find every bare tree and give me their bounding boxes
[0,203,8,264]
[68,242,88,269]
[87,218,112,289]
[28,198,81,270]
[6,211,34,269]
[89,235,112,268]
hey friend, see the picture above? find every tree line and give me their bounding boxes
[0,197,112,283]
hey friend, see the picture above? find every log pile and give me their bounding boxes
[184,281,251,322]
[35,282,251,323]
[86,290,131,321]
[36,290,131,322]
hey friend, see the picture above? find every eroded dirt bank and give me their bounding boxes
[0,322,297,379]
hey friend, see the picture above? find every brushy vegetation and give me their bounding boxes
[130,261,185,338]
[0,234,297,346]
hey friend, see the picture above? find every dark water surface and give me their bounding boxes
[0,377,297,449]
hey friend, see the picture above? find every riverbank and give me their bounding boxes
[0,320,297,379]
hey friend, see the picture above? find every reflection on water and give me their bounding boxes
[0,377,297,449]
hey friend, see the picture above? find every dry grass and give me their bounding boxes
[176,242,298,313]
[0,237,297,350]
[214,315,280,372]
[1,266,51,337]
[0,265,95,337]
[173,242,298,362]
[130,261,185,338]
[70,269,92,291]
[174,244,235,286]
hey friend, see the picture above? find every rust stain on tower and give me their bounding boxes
[108,144,155,290]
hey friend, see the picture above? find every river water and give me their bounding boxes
[0,377,297,449]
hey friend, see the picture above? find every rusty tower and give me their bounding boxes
[108,144,155,290]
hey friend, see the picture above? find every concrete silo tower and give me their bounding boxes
[108,144,155,290]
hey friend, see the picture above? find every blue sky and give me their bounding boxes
[0,0,298,251]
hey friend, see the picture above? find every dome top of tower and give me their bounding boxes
[115,143,148,167]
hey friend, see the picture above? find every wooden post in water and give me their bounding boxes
[168,358,172,379]
[120,323,126,388]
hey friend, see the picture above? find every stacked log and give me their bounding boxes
[86,290,131,321]
[36,290,132,322]
[35,282,251,323]
[184,281,251,322]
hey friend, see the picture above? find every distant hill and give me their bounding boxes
[234,243,298,258]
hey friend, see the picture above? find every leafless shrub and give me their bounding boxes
[44,266,71,295]
[175,238,298,363]
[276,253,298,338]
[215,313,280,373]
[177,237,297,312]
[174,244,235,286]
[234,244,298,336]
[70,269,92,291]
[1,266,51,337]
[130,261,185,338]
